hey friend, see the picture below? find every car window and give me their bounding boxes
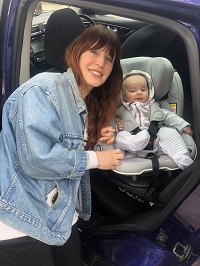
[34,1,80,15]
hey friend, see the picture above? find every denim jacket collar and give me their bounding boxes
[65,68,87,114]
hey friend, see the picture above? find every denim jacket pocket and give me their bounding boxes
[46,179,77,231]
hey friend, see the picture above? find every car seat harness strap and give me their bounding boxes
[142,153,160,201]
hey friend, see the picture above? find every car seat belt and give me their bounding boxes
[130,121,162,202]
[142,121,160,201]
[141,153,160,201]
[144,121,159,150]
[130,121,159,150]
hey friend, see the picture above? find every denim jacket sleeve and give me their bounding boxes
[16,83,87,180]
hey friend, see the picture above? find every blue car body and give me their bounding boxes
[0,0,200,265]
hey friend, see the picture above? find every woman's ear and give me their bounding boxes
[121,88,126,102]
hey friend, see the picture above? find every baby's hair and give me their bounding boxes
[123,73,149,90]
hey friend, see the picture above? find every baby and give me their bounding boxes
[115,70,194,170]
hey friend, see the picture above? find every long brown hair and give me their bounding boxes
[65,25,122,149]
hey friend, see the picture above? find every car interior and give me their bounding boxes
[11,0,199,237]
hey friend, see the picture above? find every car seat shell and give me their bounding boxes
[102,56,196,175]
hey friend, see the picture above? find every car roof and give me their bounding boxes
[91,0,200,16]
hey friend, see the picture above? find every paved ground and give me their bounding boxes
[41,2,66,11]
[40,2,80,13]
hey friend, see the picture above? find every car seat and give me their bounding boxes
[44,8,86,72]
[101,56,196,202]
[121,24,176,59]
[121,23,192,125]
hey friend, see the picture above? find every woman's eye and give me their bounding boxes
[90,50,97,55]
[106,57,113,63]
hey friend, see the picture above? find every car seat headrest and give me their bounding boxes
[120,57,174,100]
[44,8,86,72]
[121,25,176,59]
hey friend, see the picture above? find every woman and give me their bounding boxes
[0,25,123,265]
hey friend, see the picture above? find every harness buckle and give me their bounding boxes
[146,152,155,159]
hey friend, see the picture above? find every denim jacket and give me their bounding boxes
[0,68,91,245]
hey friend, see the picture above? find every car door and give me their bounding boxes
[0,0,200,265]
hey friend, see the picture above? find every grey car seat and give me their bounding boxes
[101,56,196,202]
[117,56,196,174]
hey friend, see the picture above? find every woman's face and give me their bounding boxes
[79,46,114,95]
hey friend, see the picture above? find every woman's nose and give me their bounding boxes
[96,56,105,67]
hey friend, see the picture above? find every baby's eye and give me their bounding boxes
[142,88,147,91]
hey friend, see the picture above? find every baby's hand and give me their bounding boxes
[180,126,193,136]
[99,126,115,144]
[117,118,123,132]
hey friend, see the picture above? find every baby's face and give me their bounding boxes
[123,75,149,103]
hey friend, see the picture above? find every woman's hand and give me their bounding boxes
[96,149,124,170]
[99,126,115,144]
[180,126,193,136]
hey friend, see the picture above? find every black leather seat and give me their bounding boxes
[44,8,86,72]
[121,24,176,59]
